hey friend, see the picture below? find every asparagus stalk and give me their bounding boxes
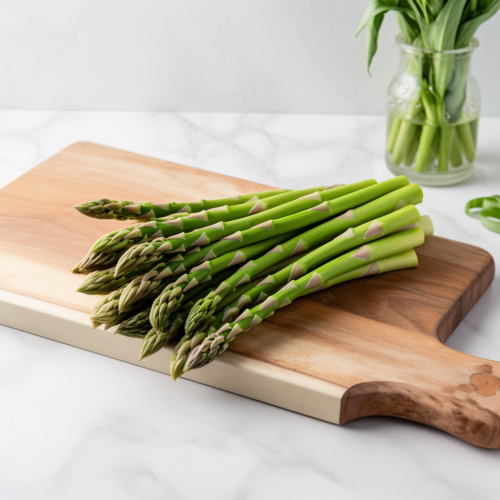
[182,182,423,336]
[146,232,301,334]
[151,179,419,338]
[77,250,176,294]
[214,247,421,333]
[456,123,476,162]
[209,250,319,323]
[415,83,439,173]
[215,178,417,254]
[90,275,175,329]
[470,119,479,147]
[154,180,378,254]
[450,132,463,167]
[117,269,174,313]
[74,189,290,220]
[391,99,421,165]
[76,255,168,295]
[90,288,126,327]
[114,238,260,314]
[403,125,420,167]
[178,249,421,377]
[113,180,377,275]
[137,252,310,360]
[77,267,122,295]
[139,317,189,360]
[114,223,307,280]
[212,209,430,327]
[89,186,327,254]
[115,237,245,279]
[303,249,418,295]
[386,115,402,154]
[138,265,246,358]
[172,228,424,378]
[117,266,235,341]
[148,213,190,222]
[438,126,455,173]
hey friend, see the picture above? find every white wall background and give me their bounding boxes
[1,0,499,115]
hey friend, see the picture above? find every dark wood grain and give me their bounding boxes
[0,141,497,448]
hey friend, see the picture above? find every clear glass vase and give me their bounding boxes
[386,35,480,186]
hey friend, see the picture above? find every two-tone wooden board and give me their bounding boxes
[0,142,498,448]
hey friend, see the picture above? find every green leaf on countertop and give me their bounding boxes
[466,195,500,234]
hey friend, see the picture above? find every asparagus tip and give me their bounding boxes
[74,199,134,220]
[171,355,187,381]
[139,333,157,361]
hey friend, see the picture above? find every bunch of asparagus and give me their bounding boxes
[73,176,433,380]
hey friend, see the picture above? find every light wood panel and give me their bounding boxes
[0,142,497,448]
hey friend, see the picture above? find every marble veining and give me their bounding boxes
[1,111,500,499]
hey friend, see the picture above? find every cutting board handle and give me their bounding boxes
[340,341,500,448]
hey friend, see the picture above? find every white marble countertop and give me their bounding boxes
[1,111,500,500]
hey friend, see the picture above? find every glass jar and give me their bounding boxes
[386,35,480,186]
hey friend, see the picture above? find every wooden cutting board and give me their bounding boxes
[0,142,498,448]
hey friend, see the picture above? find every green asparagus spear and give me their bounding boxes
[456,123,476,162]
[391,99,421,166]
[113,180,379,276]
[138,265,247,359]
[90,275,176,329]
[184,183,422,336]
[176,248,421,375]
[77,251,173,294]
[78,267,140,296]
[72,250,122,275]
[173,228,424,378]
[303,248,418,294]
[74,188,290,220]
[89,186,328,254]
[153,180,378,254]
[213,209,431,327]
[415,83,439,173]
[117,264,235,340]
[116,309,152,338]
[146,232,303,334]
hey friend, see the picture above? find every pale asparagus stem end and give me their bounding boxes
[395,215,434,238]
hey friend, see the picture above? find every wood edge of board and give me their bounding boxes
[436,248,495,343]
[0,289,346,424]
[333,245,500,449]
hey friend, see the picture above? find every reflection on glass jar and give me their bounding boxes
[386,35,480,186]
